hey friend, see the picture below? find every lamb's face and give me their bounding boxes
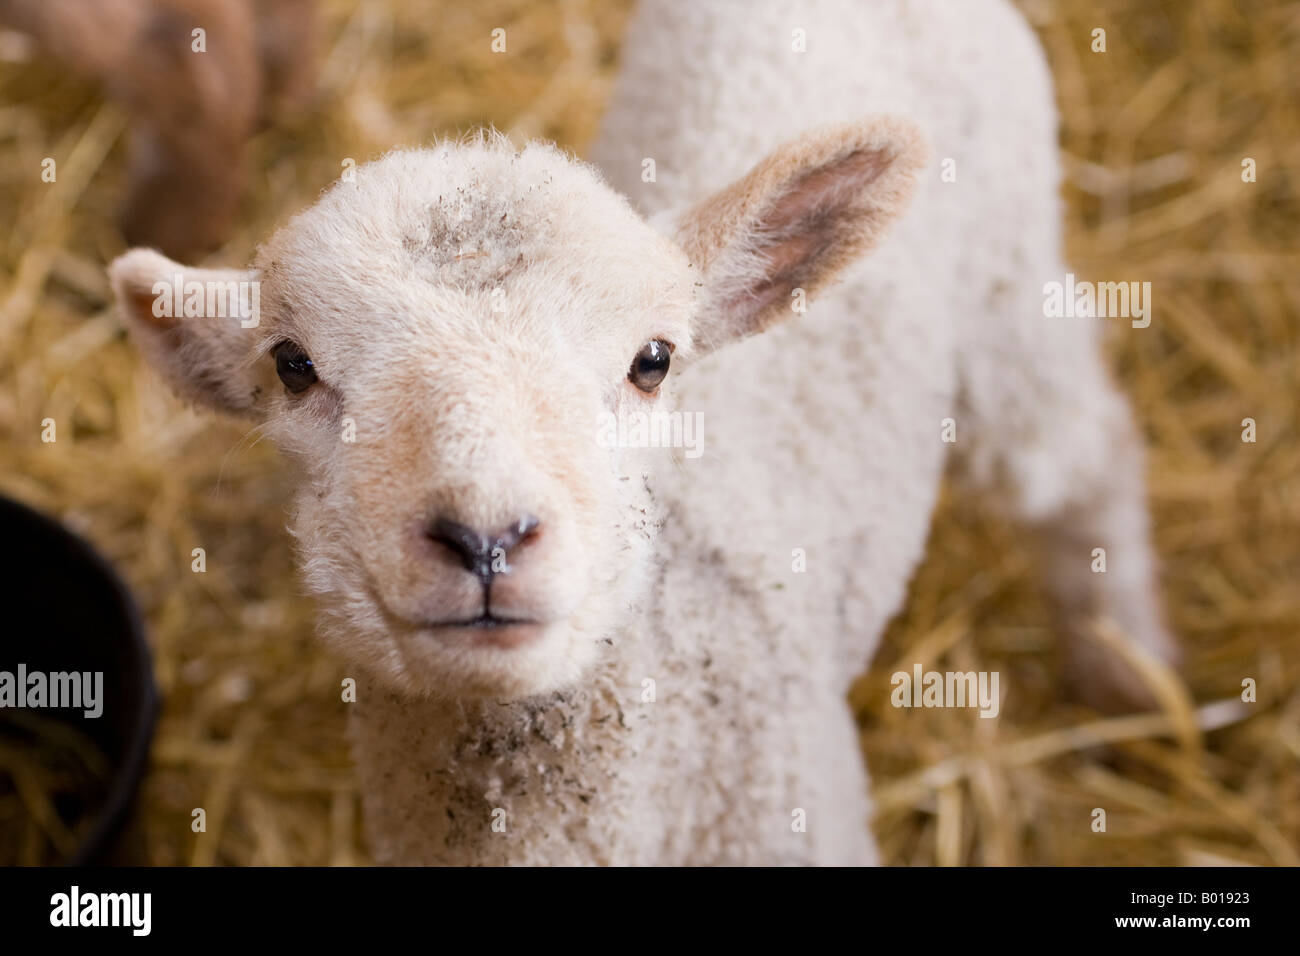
[245,145,698,698]
[111,123,926,700]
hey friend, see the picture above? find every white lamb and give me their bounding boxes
[109,0,1176,865]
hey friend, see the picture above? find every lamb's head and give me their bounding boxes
[110,121,925,699]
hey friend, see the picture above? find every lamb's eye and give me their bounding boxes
[273,340,317,393]
[628,339,671,392]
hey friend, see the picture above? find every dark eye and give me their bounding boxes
[273,340,317,393]
[628,339,671,392]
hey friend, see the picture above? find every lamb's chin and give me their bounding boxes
[367,619,595,701]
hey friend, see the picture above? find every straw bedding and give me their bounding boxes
[0,0,1295,865]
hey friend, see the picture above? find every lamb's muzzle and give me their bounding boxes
[425,513,541,580]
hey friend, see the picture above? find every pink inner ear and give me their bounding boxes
[727,147,894,323]
[764,147,893,243]
[127,287,178,329]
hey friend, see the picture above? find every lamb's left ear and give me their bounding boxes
[673,117,927,350]
[109,248,267,416]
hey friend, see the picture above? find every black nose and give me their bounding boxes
[426,514,540,580]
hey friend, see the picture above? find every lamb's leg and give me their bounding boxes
[1031,402,1177,711]
[954,272,1177,711]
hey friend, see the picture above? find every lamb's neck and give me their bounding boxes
[347,634,665,865]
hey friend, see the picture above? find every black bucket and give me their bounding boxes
[0,494,157,865]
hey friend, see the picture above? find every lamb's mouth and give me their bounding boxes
[363,579,547,649]
[426,614,537,630]
[420,613,545,649]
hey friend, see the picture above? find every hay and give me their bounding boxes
[0,0,1295,865]
[0,711,110,864]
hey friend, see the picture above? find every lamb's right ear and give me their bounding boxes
[109,248,267,416]
[672,117,928,352]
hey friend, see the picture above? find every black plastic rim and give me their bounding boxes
[0,494,158,865]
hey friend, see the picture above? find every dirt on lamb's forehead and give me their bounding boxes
[267,142,642,292]
[255,144,692,350]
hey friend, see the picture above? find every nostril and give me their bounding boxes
[495,513,541,555]
[425,514,541,577]
[426,516,489,574]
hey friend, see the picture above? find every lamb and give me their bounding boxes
[108,0,1176,865]
[1,0,317,259]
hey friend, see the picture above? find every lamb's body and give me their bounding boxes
[349,0,1171,865]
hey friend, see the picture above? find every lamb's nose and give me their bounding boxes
[427,514,540,578]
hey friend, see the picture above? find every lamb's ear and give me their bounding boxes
[673,117,927,350]
[109,248,267,416]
